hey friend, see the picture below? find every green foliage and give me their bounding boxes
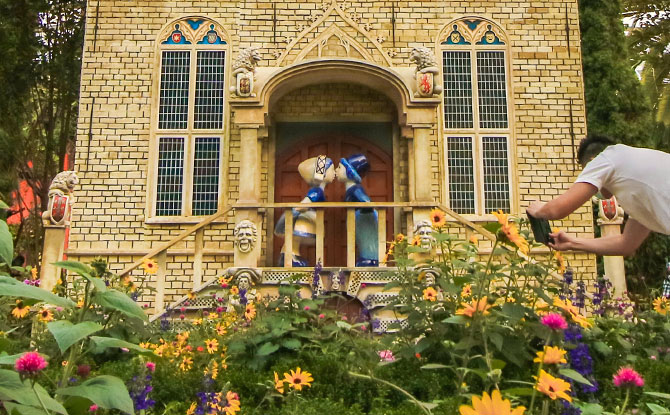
[56,375,134,414]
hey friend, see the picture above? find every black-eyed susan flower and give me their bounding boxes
[535,370,572,402]
[459,389,526,415]
[37,308,54,322]
[423,287,438,302]
[205,338,219,354]
[141,258,158,275]
[283,367,313,391]
[11,300,30,319]
[430,208,447,228]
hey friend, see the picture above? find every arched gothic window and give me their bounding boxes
[151,17,230,218]
[438,18,513,215]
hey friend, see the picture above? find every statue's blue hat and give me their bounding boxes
[340,153,370,184]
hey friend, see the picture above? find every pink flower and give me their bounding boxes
[318,314,325,319]
[378,350,395,362]
[304,306,310,311]
[180,314,185,320]
[15,352,48,375]
[89,404,98,412]
[216,307,224,313]
[541,313,568,331]
[120,348,129,353]
[613,367,644,388]
[180,307,186,312]
[146,362,156,372]
[56,307,63,312]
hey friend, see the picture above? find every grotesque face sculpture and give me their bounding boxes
[485,26,496,44]
[414,220,434,250]
[424,271,436,287]
[237,274,251,291]
[234,220,257,253]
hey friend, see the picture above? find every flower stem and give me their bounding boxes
[348,371,432,415]
[31,380,51,415]
[617,388,631,415]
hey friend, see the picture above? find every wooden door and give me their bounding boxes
[274,134,393,267]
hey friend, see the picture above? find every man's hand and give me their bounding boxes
[548,230,575,251]
[526,201,546,218]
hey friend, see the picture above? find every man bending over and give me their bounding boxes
[526,135,670,256]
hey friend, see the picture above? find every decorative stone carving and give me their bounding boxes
[410,46,443,98]
[230,46,261,97]
[594,195,624,225]
[226,268,260,305]
[413,220,435,250]
[42,171,78,226]
[234,220,258,253]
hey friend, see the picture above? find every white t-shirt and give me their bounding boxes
[576,144,670,235]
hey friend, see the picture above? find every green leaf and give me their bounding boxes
[442,315,468,325]
[0,200,9,210]
[0,370,67,414]
[257,342,280,356]
[501,387,534,397]
[56,375,134,414]
[336,321,352,330]
[89,336,151,354]
[483,222,502,234]
[501,303,526,323]
[574,402,605,415]
[559,368,594,386]
[281,339,301,350]
[47,321,103,353]
[92,289,147,322]
[54,261,106,293]
[0,276,75,308]
[4,402,51,415]
[420,364,449,370]
[647,403,670,414]
[0,353,22,365]
[0,221,13,266]
[593,341,612,356]
[488,331,504,351]
[646,392,670,400]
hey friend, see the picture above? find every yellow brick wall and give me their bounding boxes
[70,0,596,309]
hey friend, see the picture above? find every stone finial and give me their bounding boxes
[409,47,443,97]
[230,46,262,97]
[41,171,79,226]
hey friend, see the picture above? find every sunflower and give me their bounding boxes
[222,391,241,415]
[535,370,572,402]
[423,287,438,302]
[411,235,422,246]
[456,297,491,318]
[461,284,472,298]
[492,210,529,254]
[215,323,227,336]
[395,233,405,242]
[653,297,669,315]
[179,356,193,371]
[141,258,159,275]
[245,303,257,321]
[11,300,31,319]
[459,389,526,415]
[283,367,314,391]
[205,338,219,354]
[430,208,447,228]
[186,402,197,415]
[38,308,54,322]
[274,371,285,394]
[534,346,568,365]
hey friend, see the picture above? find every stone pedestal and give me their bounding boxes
[40,226,67,292]
[600,221,627,297]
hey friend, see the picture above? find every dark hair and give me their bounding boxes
[577,134,615,166]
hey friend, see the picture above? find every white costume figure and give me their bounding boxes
[275,155,335,266]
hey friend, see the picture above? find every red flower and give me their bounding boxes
[613,367,644,388]
[15,352,47,376]
[146,362,156,372]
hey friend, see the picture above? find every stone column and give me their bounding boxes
[596,196,627,296]
[235,126,261,267]
[410,126,433,237]
[40,226,67,292]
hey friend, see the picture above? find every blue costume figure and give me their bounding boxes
[275,155,335,267]
[336,154,379,267]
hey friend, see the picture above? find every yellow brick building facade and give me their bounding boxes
[68,0,596,319]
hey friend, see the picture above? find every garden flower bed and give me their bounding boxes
[1,212,670,415]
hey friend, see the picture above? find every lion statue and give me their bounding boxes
[46,171,79,198]
[232,46,262,75]
[42,171,79,225]
[410,46,439,74]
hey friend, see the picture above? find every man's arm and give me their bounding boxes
[526,182,598,220]
[548,218,651,256]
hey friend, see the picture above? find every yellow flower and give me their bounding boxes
[222,391,241,415]
[11,300,30,319]
[76,298,85,308]
[230,286,239,295]
[283,367,314,391]
[534,346,568,365]
[274,371,285,394]
[653,297,669,315]
[245,303,257,321]
[533,298,550,316]
[205,338,219,354]
[154,344,166,357]
[208,312,219,320]
[38,308,54,322]
[204,361,219,380]
[188,291,197,300]
[215,323,227,336]
[423,287,438,302]
[469,235,478,245]
[535,370,572,402]
[461,284,472,298]
[218,275,232,286]
[554,251,566,274]
[179,356,193,371]
[186,402,197,415]
[141,258,158,275]
[395,233,405,242]
[139,342,152,350]
[30,267,38,280]
[192,318,203,326]
[492,210,529,255]
[62,360,68,367]
[430,209,447,228]
[553,297,591,328]
[459,389,526,415]
[456,297,492,318]
[411,235,422,246]
[177,331,190,344]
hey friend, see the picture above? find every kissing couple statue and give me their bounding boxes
[275,153,379,268]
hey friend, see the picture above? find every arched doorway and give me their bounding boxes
[274,133,393,267]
